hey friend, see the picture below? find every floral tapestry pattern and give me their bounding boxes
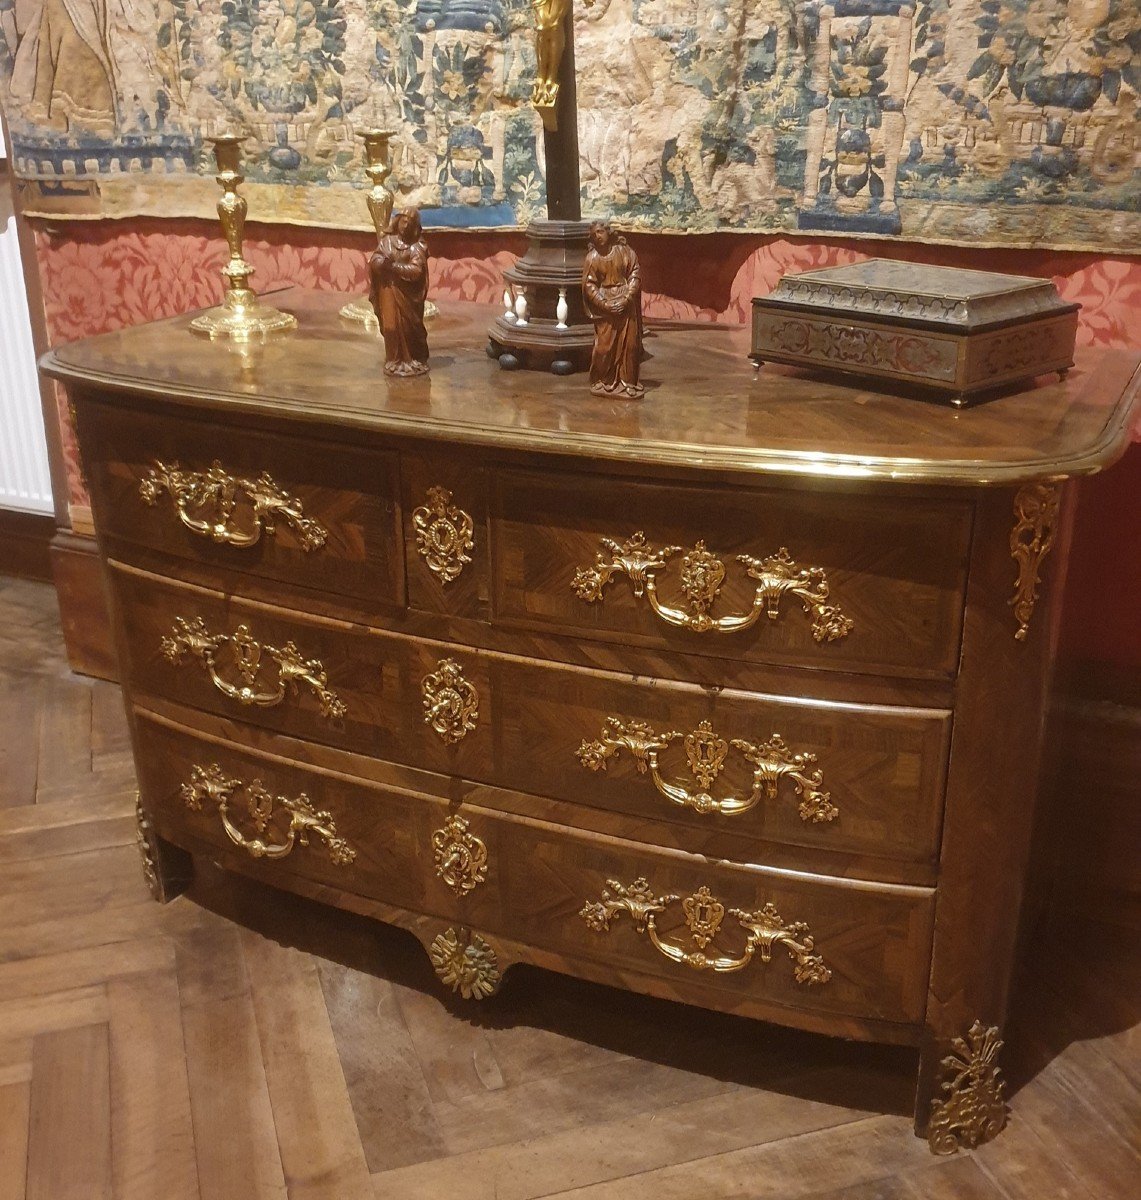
[2,1,1137,247]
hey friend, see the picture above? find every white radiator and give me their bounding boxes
[0,208,54,514]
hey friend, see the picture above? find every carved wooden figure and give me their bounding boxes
[369,208,430,377]
[582,221,644,398]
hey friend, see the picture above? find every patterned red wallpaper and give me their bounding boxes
[31,220,1141,666]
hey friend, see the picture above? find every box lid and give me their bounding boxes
[753,259,1078,331]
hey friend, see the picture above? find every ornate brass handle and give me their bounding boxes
[180,763,357,865]
[139,460,328,551]
[577,717,837,823]
[572,532,853,642]
[161,617,347,719]
[432,815,489,896]
[580,877,831,984]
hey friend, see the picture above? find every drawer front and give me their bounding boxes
[109,565,410,760]
[490,657,951,870]
[77,397,403,608]
[492,471,972,678]
[135,715,427,910]
[114,565,948,874]
[500,824,934,1026]
[136,712,933,1027]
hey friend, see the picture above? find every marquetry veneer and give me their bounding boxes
[45,289,1141,1155]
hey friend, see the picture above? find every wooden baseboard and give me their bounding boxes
[0,508,54,581]
[50,530,118,681]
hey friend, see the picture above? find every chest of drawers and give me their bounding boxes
[44,289,1141,1155]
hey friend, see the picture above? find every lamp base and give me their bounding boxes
[488,220,594,374]
[340,295,440,330]
[190,289,298,341]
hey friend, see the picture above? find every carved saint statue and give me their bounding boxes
[582,220,644,398]
[369,208,430,377]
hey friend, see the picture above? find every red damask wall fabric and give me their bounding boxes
[31,220,1141,667]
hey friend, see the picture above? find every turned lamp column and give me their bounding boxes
[487,2,591,373]
[190,135,297,340]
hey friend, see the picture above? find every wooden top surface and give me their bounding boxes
[43,287,1141,487]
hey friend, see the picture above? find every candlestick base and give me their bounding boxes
[487,220,593,374]
[340,295,440,330]
[190,288,298,341]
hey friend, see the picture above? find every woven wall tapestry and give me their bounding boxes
[0,0,1137,250]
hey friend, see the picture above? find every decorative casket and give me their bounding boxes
[751,260,1080,405]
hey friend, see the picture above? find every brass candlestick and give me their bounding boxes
[341,129,396,328]
[190,135,298,341]
[342,128,437,328]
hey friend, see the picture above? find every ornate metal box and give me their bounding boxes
[751,260,1079,405]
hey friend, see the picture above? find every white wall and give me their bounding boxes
[0,147,54,515]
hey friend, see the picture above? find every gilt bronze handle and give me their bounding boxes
[180,763,356,865]
[580,877,830,984]
[161,617,346,719]
[139,460,327,551]
[577,717,837,822]
[572,533,853,642]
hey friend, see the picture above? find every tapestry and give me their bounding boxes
[1,0,1138,249]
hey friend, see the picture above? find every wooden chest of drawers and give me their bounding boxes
[44,289,1141,1155]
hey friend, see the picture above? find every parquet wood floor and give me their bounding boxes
[0,572,1137,1200]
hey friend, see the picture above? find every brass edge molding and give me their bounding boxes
[577,717,837,822]
[412,486,474,584]
[44,342,1141,488]
[1009,482,1061,641]
[429,928,501,999]
[432,815,489,896]
[139,459,328,551]
[422,658,480,744]
[572,533,853,642]
[181,763,357,865]
[134,794,163,901]
[162,617,347,719]
[580,877,831,983]
[928,1022,1008,1154]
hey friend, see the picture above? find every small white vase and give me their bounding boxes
[503,288,515,323]
[556,288,568,330]
[514,290,529,326]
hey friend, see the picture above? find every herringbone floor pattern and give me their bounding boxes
[0,573,1137,1199]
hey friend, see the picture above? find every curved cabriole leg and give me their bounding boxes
[428,927,502,1000]
[134,796,193,903]
[917,1021,1008,1154]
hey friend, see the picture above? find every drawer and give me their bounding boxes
[490,657,951,871]
[136,711,933,1028]
[76,396,403,608]
[109,564,408,758]
[491,470,972,678]
[113,564,948,876]
[135,712,428,912]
